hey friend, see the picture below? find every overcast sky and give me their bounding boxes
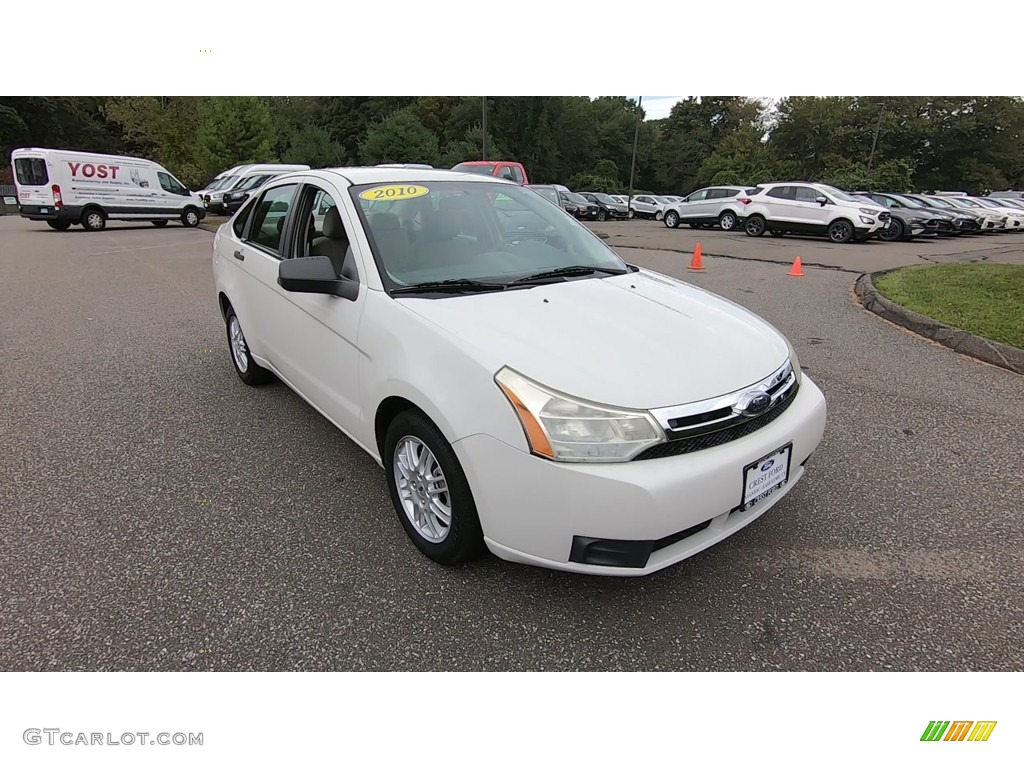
[600,96,783,120]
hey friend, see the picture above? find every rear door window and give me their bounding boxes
[15,158,49,186]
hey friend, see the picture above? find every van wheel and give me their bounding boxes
[152,220,168,228]
[82,208,106,232]
[182,208,201,228]
[385,409,485,566]
[46,220,71,231]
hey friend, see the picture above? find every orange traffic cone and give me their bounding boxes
[787,257,805,277]
[688,242,704,271]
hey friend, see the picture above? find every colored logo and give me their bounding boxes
[760,459,775,471]
[921,721,997,742]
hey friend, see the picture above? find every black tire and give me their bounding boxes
[655,210,664,221]
[384,409,485,566]
[81,208,106,232]
[688,222,704,229]
[719,210,739,231]
[152,220,169,228]
[769,229,786,237]
[597,209,607,221]
[744,214,766,237]
[879,218,904,241]
[225,305,272,386]
[181,207,202,228]
[664,210,680,228]
[628,208,636,219]
[827,218,855,244]
[46,220,71,231]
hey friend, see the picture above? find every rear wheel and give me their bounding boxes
[152,220,169,228]
[744,214,766,237]
[664,210,680,228]
[385,409,485,565]
[879,218,903,241]
[225,306,272,386]
[628,208,636,219]
[718,210,738,231]
[46,220,71,231]
[655,210,664,221]
[82,208,106,232]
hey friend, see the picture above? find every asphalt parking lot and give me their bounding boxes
[1,216,1022,672]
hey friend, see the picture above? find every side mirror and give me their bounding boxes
[815,196,828,206]
[278,256,358,301]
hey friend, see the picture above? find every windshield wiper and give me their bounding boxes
[390,278,506,295]
[505,265,628,286]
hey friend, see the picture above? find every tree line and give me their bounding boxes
[3,96,1023,195]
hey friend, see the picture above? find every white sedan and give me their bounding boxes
[212,167,827,576]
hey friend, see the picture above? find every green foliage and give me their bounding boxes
[282,125,347,168]
[359,108,442,166]
[567,173,621,193]
[195,97,278,181]
[5,96,1024,196]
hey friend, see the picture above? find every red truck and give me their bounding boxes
[451,160,529,185]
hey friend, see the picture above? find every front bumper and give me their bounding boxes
[454,375,828,576]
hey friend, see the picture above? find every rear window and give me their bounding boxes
[452,163,496,177]
[746,187,762,196]
[15,158,49,186]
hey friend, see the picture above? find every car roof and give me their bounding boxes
[288,167,519,186]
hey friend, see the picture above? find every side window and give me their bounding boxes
[687,190,708,202]
[291,185,358,280]
[247,184,298,256]
[509,166,525,183]
[157,171,187,195]
[498,166,517,181]
[794,186,822,203]
[232,198,257,238]
[766,186,794,200]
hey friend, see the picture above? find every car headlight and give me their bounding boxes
[495,367,665,462]
[860,216,874,224]
[859,207,879,215]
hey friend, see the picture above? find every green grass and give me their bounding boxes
[874,263,1024,350]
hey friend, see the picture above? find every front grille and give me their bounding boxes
[878,212,891,222]
[634,382,800,461]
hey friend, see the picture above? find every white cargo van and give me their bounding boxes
[11,147,206,231]
[201,163,311,214]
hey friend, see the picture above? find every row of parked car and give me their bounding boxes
[649,182,1024,244]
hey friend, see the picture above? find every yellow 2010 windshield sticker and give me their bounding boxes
[359,184,429,201]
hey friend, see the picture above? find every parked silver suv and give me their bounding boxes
[662,185,760,231]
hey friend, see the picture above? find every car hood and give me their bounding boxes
[397,270,791,410]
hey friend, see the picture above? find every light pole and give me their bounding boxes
[627,96,643,210]
[868,102,884,174]
[481,96,488,161]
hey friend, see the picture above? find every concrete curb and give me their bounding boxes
[855,269,1024,376]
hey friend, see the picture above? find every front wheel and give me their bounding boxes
[744,214,766,237]
[827,219,854,244]
[655,210,664,221]
[46,220,71,231]
[664,210,679,228]
[597,209,607,221]
[181,208,201,228]
[385,409,485,565]
[628,208,636,219]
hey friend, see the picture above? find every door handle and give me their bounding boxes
[233,250,244,261]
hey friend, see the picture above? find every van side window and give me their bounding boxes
[157,172,188,195]
[248,184,297,256]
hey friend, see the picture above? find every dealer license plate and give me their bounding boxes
[740,443,792,511]
[40,208,48,213]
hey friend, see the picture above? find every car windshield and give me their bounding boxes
[816,184,859,203]
[564,192,589,204]
[891,194,926,208]
[921,196,954,208]
[947,198,979,207]
[351,180,628,292]
[452,163,496,177]
[237,174,272,191]
[590,193,617,204]
[654,196,673,204]
[527,187,560,205]
[991,198,1024,208]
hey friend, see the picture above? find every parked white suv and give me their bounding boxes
[663,185,759,231]
[739,182,889,243]
[628,194,662,219]
[212,167,826,576]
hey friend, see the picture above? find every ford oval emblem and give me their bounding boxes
[760,459,775,471]
[737,391,772,417]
